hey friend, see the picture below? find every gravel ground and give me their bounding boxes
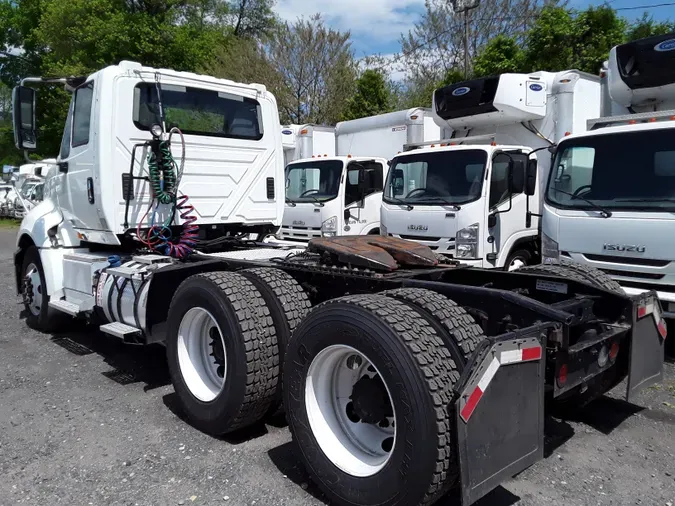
[0,224,673,506]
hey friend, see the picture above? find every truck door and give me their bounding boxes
[57,80,100,231]
[486,151,529,267]
[344,161,384,235]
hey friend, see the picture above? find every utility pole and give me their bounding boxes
[451,0,480,79]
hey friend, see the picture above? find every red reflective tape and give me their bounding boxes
[658,319,667,340]
[638,305,647,319]
[461,386,483,422]
[522,346,542,361]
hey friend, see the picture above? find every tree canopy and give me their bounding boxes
[0,0,672,164]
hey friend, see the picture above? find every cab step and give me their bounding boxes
[100,322,141,339]
[49,299,84,316]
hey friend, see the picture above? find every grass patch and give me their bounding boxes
[0,218,20,230]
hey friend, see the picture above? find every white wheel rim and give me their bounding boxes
[177,307,227,402]
[509,258,526,271]
[24,263,42,316]
[305,345,396,477]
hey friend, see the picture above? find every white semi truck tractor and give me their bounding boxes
[541,33,675,323]
[10,61,665,506]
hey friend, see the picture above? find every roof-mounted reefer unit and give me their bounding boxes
[432,74,549,129]
[607,32,675,108]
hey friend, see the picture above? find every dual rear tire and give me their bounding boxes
[165,269,309,435]
[284,290,487,506]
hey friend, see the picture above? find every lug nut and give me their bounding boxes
[346,355,362,370]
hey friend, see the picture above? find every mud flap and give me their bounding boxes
[626,292,666,404]
[455,332,546,505]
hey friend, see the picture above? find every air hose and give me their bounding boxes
[147,141,177,204]
[138,126,197,260]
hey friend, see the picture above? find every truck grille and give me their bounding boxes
[583,253,670,268]
[280,226,321,243]
[598,268,665,280]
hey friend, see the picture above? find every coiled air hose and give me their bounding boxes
[138,127,197,260]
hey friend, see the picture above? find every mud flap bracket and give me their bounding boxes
[456,329,547,505]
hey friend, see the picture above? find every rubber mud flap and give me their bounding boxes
[626,292,666,404]
[455,330,547,505]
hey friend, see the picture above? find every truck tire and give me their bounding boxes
[21,246,68,332]
[505,248,533,271]
[284,294,459,506]
[166,271,278,435]
[518,259,624,293]
[239,268,311,414]
[382,287,485,368]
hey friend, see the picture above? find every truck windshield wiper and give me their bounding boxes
[553,188,612,218]
[305,195,325,207]
[422,196,462,210]
[385,197,413,210]
[285,198,297,207]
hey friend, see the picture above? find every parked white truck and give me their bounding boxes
[335,107,442,159]
[381,70,600,270]
[274,109,440,245]
[281,123,335,165]
[10,59,666,506]
[541,33,675,319]
[276,155,389,244]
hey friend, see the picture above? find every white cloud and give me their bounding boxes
[275,0,424,44]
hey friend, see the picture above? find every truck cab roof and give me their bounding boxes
[560,119,674,143]
[394,143,533,159]
[287,156,387,165]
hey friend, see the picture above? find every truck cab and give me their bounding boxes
[276,156,388,244]
[542,32,675,318]
[382,70,600,269]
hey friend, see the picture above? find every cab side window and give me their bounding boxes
[345,162,384,207]
[72,82,94,148]
[489,153,527,209]
[59,99,74,159]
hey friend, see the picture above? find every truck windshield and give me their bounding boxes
[383,149,487,205]
[546,128,675,212]
[285,160,343,203]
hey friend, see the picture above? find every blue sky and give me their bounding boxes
[275,0,675,57]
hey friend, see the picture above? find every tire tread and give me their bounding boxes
[314,294,459,505]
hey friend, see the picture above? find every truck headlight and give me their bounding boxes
[456,223,479,259]
[321,216,338,237]
[542,232,560,264]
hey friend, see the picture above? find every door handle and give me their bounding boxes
[58,162,68,173]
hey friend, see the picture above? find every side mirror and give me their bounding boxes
[510,160,525,194]
[525,159,537,196]
[12,86,37,151]
[488,213,497,228]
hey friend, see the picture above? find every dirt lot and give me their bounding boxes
[0,225,673,506]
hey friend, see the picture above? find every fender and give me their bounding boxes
[17,197,72,249]
[15,198,82,296]
[495,230,539,269]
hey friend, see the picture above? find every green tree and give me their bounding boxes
[473,35,526,77]
[625,14,675,42]
[342,70,391,121]
[265,15,356,124]
[524,6,626,74]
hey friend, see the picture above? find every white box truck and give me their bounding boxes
[380,70,600,270]
[541,33,675,320]
[335,108,442,160]
[281,124,335,166]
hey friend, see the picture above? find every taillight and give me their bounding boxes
[557,364,568,387]
[609,341,620,362]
